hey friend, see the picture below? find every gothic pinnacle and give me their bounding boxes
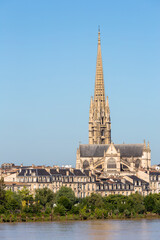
[106,96,109,107]
[90,96,93,109]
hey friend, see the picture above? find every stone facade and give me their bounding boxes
[149,171,160,194]
[2,166,150,197]
[76,142,151,175]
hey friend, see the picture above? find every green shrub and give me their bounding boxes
[57,196,72,211]
[155,200,160,215]
[45,207,52,215]
[124,209,131,218]
[0,205,5,214]
[80,206,90,220]
[94,208,103,219]
[71,205,80,214]
[54,204,66,216]
[114,209,119,215]
[56,187,75,204]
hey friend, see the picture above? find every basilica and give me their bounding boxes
[1,31,158,197]
[76,31,151,176]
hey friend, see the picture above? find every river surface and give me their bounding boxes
[0,219,160,240]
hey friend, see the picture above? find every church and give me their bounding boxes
[76,30,151,176]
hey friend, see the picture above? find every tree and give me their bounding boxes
[0,178,6,205]
[155,200,160,214]
[5,190,21,211]
[35,187,55,209]
[128,193,145,214]
[56,187,75,204]
[144,194,156,212]
[54,204,66,216]
[18,186,33,203]
[57,196,72,210]
[103,194,128,212]
[87,193,104,211]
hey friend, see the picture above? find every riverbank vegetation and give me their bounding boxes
[0,178,160,222]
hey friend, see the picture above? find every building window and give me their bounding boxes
[101,129,104,136]
[107,158,116,169]
[135,159,140,168]
[83,160,89,169]
[102,117,104,125]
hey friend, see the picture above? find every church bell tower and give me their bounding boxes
[89,30,111,144]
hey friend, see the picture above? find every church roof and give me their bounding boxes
[79,144,144,158]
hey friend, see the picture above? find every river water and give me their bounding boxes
[0,219,160,240]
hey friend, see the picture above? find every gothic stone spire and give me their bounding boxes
[94,30,105,107]
[89,30,111,145]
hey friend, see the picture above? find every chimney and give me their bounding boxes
[69,168,74,173]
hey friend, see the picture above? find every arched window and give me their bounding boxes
[102,117,104,124]
[107,158,116,169]
[83,160,89,169]
[135,159,140,168]
[101,129,104,136]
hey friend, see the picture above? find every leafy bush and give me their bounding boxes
[71,205,80,214]
[5,190,21,211]
[45,206,52,215]
[0,205,5,214]
[87,193,104,211]
[56,187,75,204]
[35,188,55,209]
[94,208,104,219]
[54,204,66,216]
[155,200,160,214]
[57,196,72,210]
[144,194,156,212]
[124,209,131,218]
[80,206,90,220]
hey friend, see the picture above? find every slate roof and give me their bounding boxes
[128,175,149,184]
[18,168,50,177]
[73,169,85,176]
[59,169,74,176]
[37,169,50,176]
[150,171,160,176]
[50,169,59,175]
[84,170,90,176]
[79,144,144,158]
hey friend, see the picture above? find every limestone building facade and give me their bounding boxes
[2,165,150,197]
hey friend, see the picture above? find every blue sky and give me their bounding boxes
[0,0,160,167]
